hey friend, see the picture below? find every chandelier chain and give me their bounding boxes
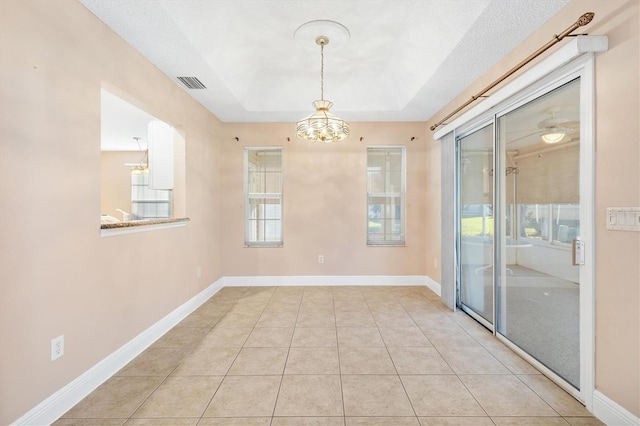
[295,31,349,143]
[320,41,324,101]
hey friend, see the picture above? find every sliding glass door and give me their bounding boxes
[496,79,581,389]
[457,77,583,392]
[458,124,495,326]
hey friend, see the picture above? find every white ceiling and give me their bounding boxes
[82,0,571,130]
[101,89,156,151]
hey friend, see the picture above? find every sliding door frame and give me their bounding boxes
[451,53,596,408]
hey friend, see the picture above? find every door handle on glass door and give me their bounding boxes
[572,238,585,266]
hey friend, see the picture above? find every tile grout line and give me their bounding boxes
[427,314,495,420]
[332,286,348,424]
[187,289,247,423]
[270,286,304,423]
[198,287,272,422]
[124,294,244,424]
[386,289,423,422]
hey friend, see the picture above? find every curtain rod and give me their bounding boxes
[429,12,595,132]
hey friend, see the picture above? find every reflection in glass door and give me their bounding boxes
[496,78,581,389]
[458,124,494,325]
[457,78,582,391]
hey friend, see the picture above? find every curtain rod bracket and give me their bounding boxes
[429,12,595,132]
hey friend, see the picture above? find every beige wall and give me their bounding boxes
[424,137,441,282]
[426,0,640,416]
[0,1,224,423]
[1,0,637,423]
[220,122,428,277]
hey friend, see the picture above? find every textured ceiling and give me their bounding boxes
[83,0,570,128]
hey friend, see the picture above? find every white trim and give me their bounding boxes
[12,278,225,426]
[434,35,608,140]
[223,275,439,291]
[593,390,640,426]
[100,220,187,237]
[578,52,596,412]
[424,275,442,296]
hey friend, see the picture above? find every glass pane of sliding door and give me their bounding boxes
[496,78,581,389]
[458,124,494,325]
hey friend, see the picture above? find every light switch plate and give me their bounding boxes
[606,207,640,231]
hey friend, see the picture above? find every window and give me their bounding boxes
[519,203,579,245]
[367,147,405,245]
[520,204,550,240]
[131,172,172,220]
[245,148,283,246]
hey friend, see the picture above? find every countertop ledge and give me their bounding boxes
[101,217,190,229]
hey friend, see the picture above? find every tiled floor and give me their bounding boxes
[54,286,603,425]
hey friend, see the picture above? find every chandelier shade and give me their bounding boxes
[296,100,350,143]
[295,29,349,143]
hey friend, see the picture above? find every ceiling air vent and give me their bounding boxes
[177,76,206,89]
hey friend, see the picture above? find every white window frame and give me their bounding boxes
[366,146,406,246]
[244,147,283,246]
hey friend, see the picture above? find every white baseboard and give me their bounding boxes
[424,275,441,296]
[12,278,225,426]
[223,275,436,288]
[593,390,640,426]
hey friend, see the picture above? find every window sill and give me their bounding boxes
[519,238,572,251]
[100,217,190,237]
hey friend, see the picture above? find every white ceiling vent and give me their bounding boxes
[177,76,206,89]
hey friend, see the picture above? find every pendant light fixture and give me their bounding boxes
[130,136,149,175]
[295,21,350,143]
[541,130,566,144]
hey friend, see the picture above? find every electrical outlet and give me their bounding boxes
[51,335,64,361]
[318,255,324,264]
[197,266,202,278]
[433,257,438,268]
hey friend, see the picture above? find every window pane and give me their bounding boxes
[367,167,384,193]
[520,204,549,240]
[247,202,282,242]
[552,204,579,243]
[388,169,402,191]
[368,219,382,234]
[389,149,402,167]
[131,172,172,220]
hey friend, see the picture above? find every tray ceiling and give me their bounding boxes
[81,0,570,123]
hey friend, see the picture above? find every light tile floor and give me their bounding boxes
[55,286,604,426]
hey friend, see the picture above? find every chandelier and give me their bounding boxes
[296,35,349,143]
[130,136,149,175]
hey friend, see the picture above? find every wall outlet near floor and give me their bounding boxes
[197,266,202,278]
[433,257,438,268]
[51,335,64,361]
[318,255,324,264]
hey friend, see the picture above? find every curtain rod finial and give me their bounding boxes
[578,12,595,27]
